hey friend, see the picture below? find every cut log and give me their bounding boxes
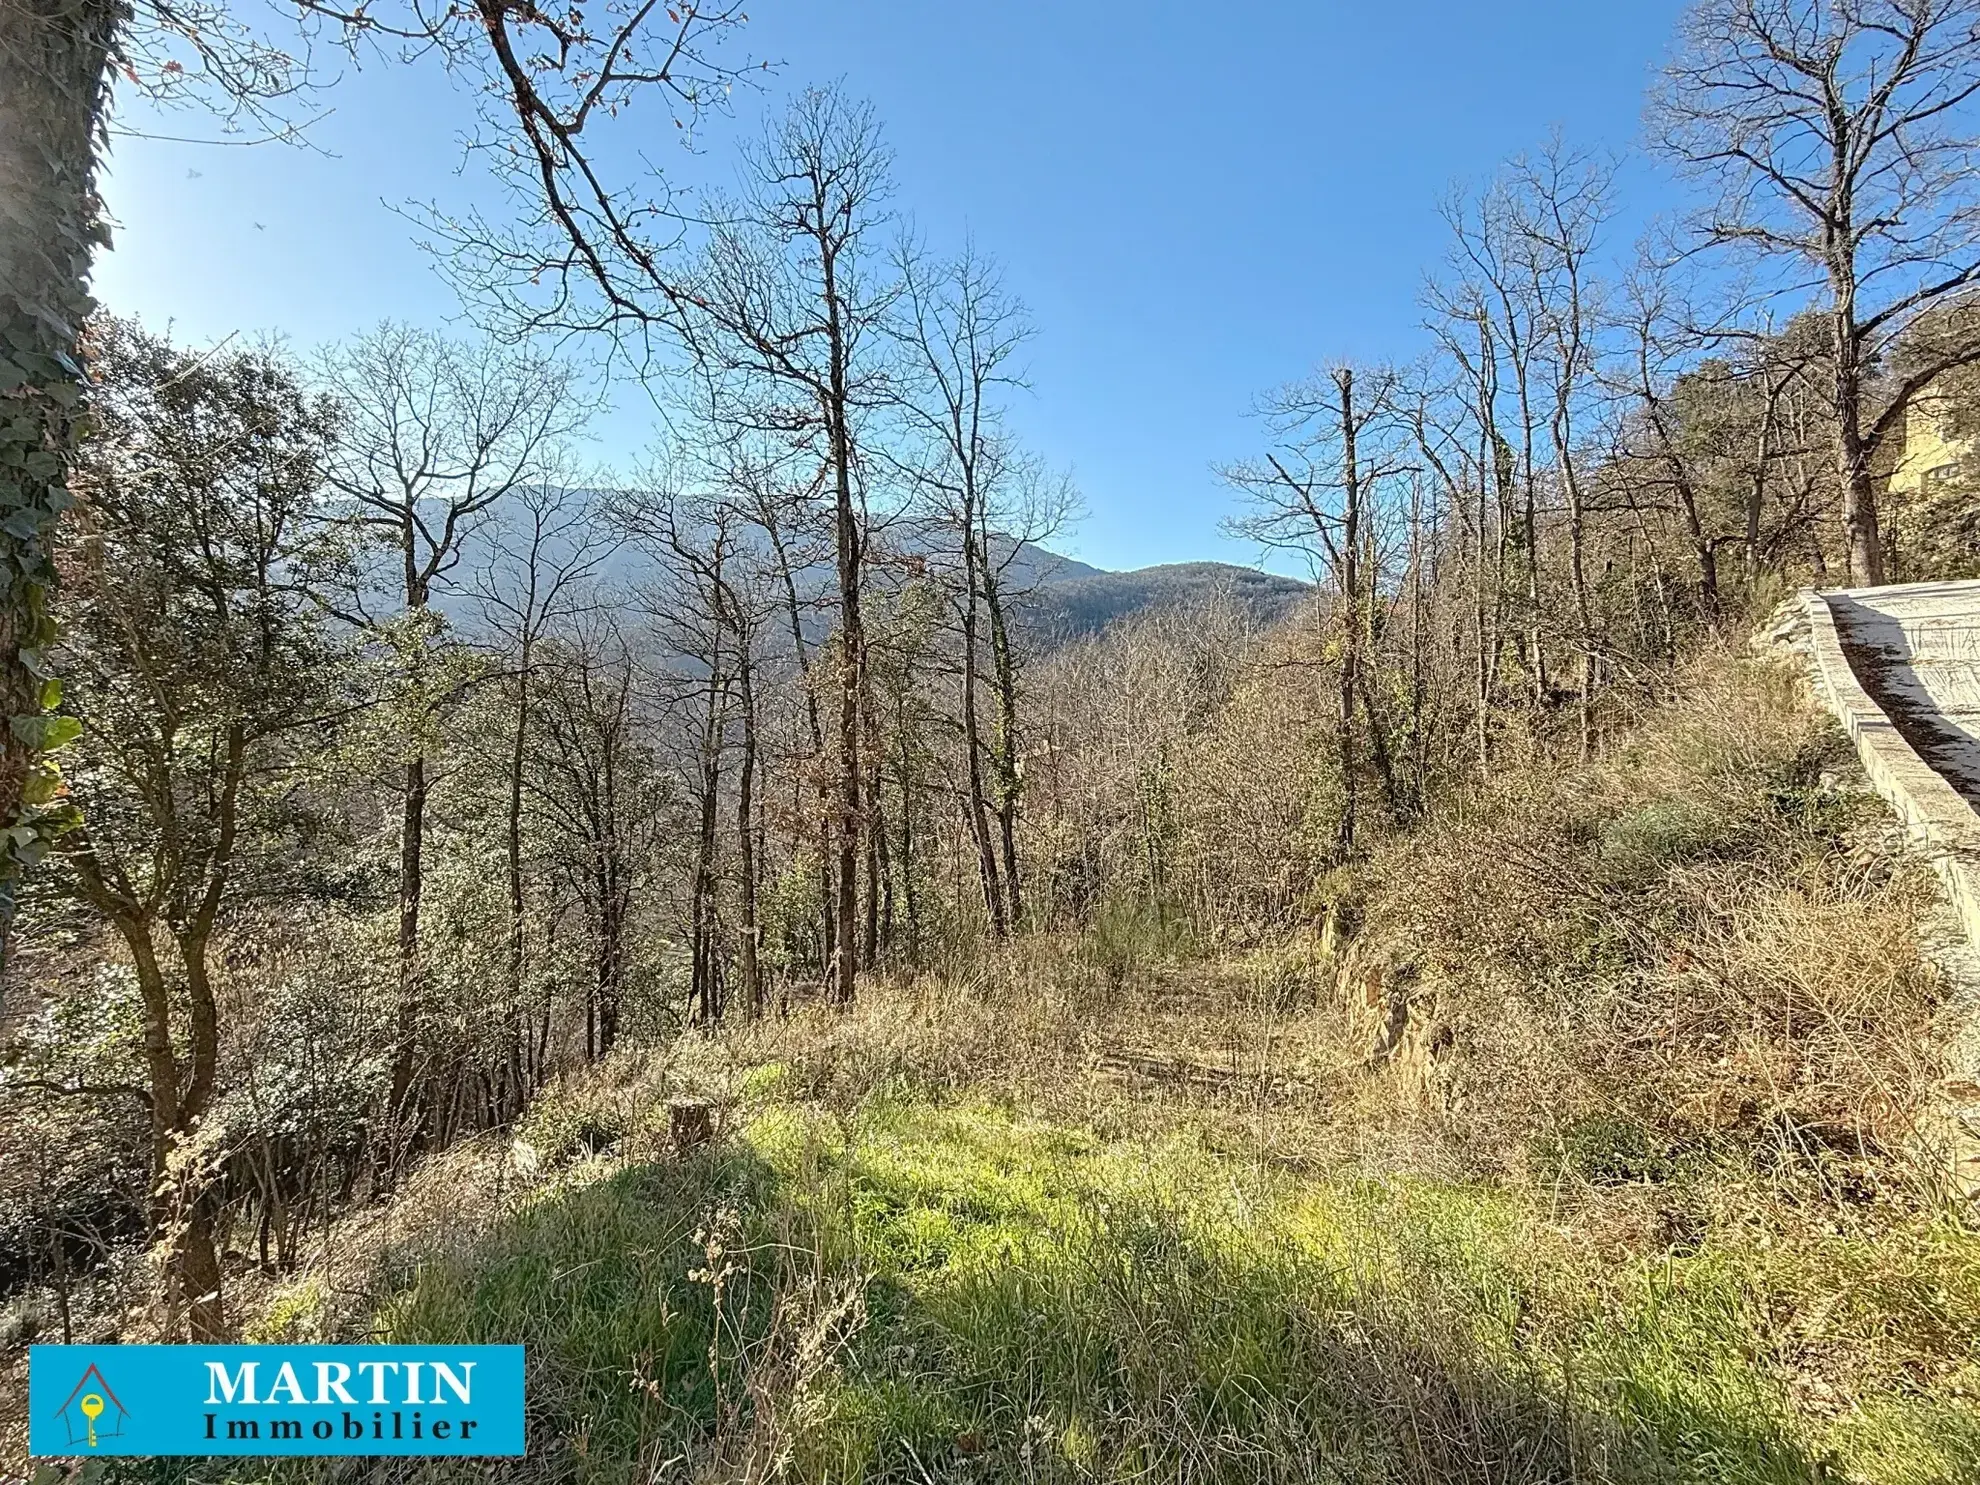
[669,1098,714,1152]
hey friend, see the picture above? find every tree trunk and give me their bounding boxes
[598,692,627,1048]
[594,852,628,1052]
[0,0,119,960]
[156,728,244,1340]
[981,527,1025,928]
[504,655,530,1117]
[1467,324,1501,768]
[894,697,920,957]
[120,918,181,1199]
[867,749,888,963]
[389,753,426,1139]
[825,290,862,1005]
[388,545,434,1152]
[1830,304,1885,585]
[103,912,230,1341]
[1408,477,1429,808]
[174,926,227,1340]
[1335,368,1363,859]
[691,659,725,1024]
[859,634,890,965]
[1474,433,1493,767]
[1355,530,1402,820]
[1505,346,1548,706]
[1555,437,1597,760]
[765,520,835,978]
[961,524,1007,934]
[736,648,762,1019]
[176,1194,227,1342]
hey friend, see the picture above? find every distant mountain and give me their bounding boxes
[432,496,1304,650]
[982,534,1106,590]
[1019,559,1310,640]
[929,536,1308,644]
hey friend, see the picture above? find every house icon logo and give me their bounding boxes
[53,1363,129,1449]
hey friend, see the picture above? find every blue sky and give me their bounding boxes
[97,0,1691,572]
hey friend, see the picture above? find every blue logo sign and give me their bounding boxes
[28,1345,525,1456]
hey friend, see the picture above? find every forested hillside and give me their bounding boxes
[1022,561,1310,639]
[3,1,1980,1482]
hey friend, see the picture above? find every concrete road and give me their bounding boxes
[1825,582,1980,805]
[1774,582,1980,940]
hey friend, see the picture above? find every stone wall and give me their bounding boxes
[1771,582,1980,950]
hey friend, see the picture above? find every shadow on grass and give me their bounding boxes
[108,1120,1838,1485]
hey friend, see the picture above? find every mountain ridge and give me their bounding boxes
[438,497,1307,645]
[1016,552,1310,639]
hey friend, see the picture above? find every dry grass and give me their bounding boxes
[1364,645,1958,1198]
[14,642,1980,1484]
[142,1002,1978,1485]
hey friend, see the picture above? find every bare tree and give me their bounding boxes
[621,480,743,1024]
[684,86,899,1005]
[724,437,838,980]
[977,453,1078,926]
[894,240,1031,936]
[316,325,580,1147]
[1439,179,1552,703]
[468,480,614,1117]
[0,0,757,954]
[1416,295,1512,766]
[1225,365,1409,858]
[1612,266,1735,611]
[1656,0,1980,583]
[721,546,772,1019]
[531,613,651,1059]
[1607,262,1830,610]
[1505,137,1616,757]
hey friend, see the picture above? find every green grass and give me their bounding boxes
[142,1092,1973,1485]
[79,652,1980,1485]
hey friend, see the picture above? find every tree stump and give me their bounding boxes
[669,1098,714,1152]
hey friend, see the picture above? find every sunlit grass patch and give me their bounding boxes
[197,1091,1975,1485]
[375,1152,790,1479]
[1826,1390,1980,1485]
[774,1101,1974,1484]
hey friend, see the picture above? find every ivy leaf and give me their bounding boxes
[10,714,81,752]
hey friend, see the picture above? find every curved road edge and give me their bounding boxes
[1767,584,1980,951]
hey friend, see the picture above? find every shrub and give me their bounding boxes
[1082,893,1194,989]
[1364,646,1948,1181]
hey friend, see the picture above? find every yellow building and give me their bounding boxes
[1883,384,1971,501]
